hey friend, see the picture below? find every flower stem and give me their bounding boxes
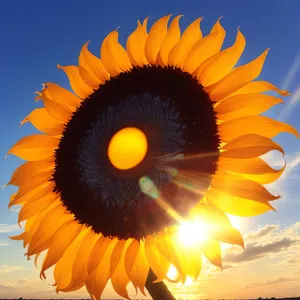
[145,269,176,300]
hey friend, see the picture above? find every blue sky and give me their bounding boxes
[1,0,300,298]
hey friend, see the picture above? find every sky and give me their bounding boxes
[0,0,300,299]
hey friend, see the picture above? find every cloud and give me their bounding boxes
[245,224,279,240]
[224,237,297,263]
[245,276,298,289]
[0,224,20,233]
[0,240,9,246]
[281,53,300,91]
[17,278,28,285]
[0,265,24,274]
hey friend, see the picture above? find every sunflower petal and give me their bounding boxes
[168,18,203,66]
[207,188,274,216]
[54,228,90,292]
[197,29,245,86]
[124,239,140,278]
[206,49,269,101]
[221,134,284,158]
[110,239,126,275]
[7,135,58,161]
[157,15,182,66]
[127,240,149,295]
[79,42,109,86]
[183,19,225,74]
[218,116,299,142]
[8,159,54,187]
[145,235,170,282]
[200,240,222,269]
[145,15,171,64]
[62,230,97,292]
[111,240,131,299]
[126,21,148,66]
[85,238,118,300]
[21,108,64,136]
[57,65,93,99]
[216,93,283,120]
[232,80,291,96]
[40,220,83,278]
[87,236,111,274]
[101,31,132,76]
[44,82,82,110]
[212,172,280,202]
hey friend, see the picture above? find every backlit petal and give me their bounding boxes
[200,240,222,269]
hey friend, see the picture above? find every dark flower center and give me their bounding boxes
[53,66,220,240]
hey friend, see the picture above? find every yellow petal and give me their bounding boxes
[79,42,109,87]
[110,239,126,275]
[39,93,72,123]
[87,236,111,274]
[216,93,283,120]
[111,240,131,299]
[206,49,269,101]
[57,64,93,98]
[7,134,58,161]
[54,228,90,292]
[145,235,170,282]
[62,230,97,292]
[197,29,245,86]
[126,21,148,66]
[207,188,274,216]
[44,82,82,111]
[168,18,203,67]
[218,116,299,142]
[40,220,83,278]
[101,31,132,76]
[124,239,140,277]
[212,172,279,202]
[200,240,222,269]
[8,159,54,186]
[21,108,64,136]
[218,156,286,184]
[18,192,59,223]
[232,80,291,96]
[85,238,118,300]
[183,19,225,74]
[157,15,182,66]
[221,134,284,158]
[145,15,171,64]
[26,204,69,256]
[127,240,149,295]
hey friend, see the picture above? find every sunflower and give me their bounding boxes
[7,15,298,300]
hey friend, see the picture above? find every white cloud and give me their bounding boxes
[278,86,300,122]
[281,53,300,91]
[0,240,9,246]
[0,265,24,274]
[0,224,20,233]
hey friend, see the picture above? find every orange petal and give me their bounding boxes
[126,21,148,66]
[7,134,58,161]
[216,93,283,120]
[85,238,118,300]
[221,134,284,158]
[200,240,222,269]
[110,239,126,275]
[79,42,109,87]
[8,159,54,186]
[57,65,93,99]
[197,29,245,86]
[145,15,171,64]
[232,80,291,97]
[101,31,132,76]
[207,188,274,216]
[21,108,64,136]
[168,18,203,67]
[157,15,182,66]
[218,116,299,142]
[40,220,83,278]
[205,49,269,101]
[124,239,140,278]
[211,172,279,202]
[183,19,225,74]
